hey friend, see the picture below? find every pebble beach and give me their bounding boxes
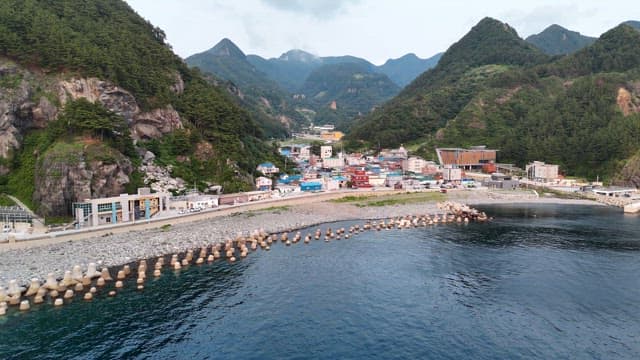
[0,190,602,288]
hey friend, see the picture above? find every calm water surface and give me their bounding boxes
[1,204,639,359]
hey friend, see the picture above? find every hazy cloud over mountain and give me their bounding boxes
[261,0,361,18]
[127,0,636,65]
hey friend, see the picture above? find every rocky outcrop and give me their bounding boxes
[614,152,640,188]
[132,106,183,139]
[617,86,640,116]
[170,72,185,95]
[58,77,184,140]
[33,142,132,217]
[139,163,187,194]
[0,62,30,158]
[58,78,140,123]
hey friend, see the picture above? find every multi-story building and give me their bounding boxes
[526,161,559,182]
[320,146,333,159]
[257,162,280,175]
[72,188,170,228]
[436,146,497,171]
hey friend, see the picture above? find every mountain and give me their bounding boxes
[247,50,376,92]
[378,53,443,87]
[349,17,549,147]
[191,42,403,131]
[347,19,640,183]
[186,39,304,137]
[300,63,400,129]
[526,24,596,55]
[186,39,269,90]
[0,0,284,216]
[624,20,640,30]
[248,49,440,90]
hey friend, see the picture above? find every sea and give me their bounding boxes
[1,203,639,359]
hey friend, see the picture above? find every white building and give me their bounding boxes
[442,166,462,183]
[322,157,345,169]
[257,162,280,175]
[72,188,171,228]
[402,156,434,174]
[256,176,273,191]
[526,161,559,182]
[320,145,333,159]
[299,146,311,160]
[187,195,219,209]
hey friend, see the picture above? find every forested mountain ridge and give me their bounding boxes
[0,0,284,216]
[186,39,304,137]
[525,24,597,55]
[246,49,440,90]
[300,62,400,129]
[346,18,640,184]
[348,17,549,147]
[189,40,407,130]
[378,53,443,87]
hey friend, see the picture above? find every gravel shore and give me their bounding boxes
[0,190,602,287]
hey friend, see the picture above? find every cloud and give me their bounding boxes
[260,0,361,19]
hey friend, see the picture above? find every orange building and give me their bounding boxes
[436,146,497,170]
[320,131,344,142]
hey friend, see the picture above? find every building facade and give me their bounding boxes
[72,188,170,228]
[436,146,497,170]
[526,161,559,182]
[320,146,333,159]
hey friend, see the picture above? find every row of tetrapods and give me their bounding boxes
[1,206,489,316]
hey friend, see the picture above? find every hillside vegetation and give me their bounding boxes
[347,18,640,182]
[525,24,596,55]
[0,0,284,215]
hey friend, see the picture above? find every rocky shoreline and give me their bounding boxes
[0,191,602,288]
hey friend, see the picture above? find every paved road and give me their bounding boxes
[0,189,400,250]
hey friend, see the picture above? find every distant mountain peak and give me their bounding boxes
[475,17,519,37]
[624,20,640,31]
[526,24,596,55]
[207,38,246,59]
[278,49,319,63]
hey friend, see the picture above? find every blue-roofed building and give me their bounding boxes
[300,182,322,192]
[257,162,279,175]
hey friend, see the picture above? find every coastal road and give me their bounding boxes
[0,189,400,251]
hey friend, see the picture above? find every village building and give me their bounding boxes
[385,173,404,188]
[320,146,333,159]
[255,176,273,191]
[379,145,408,160]
[526,161,559,183]
[441,165,463,184]
[348,169,371,188]
[256,162,280,175]
[322,155,345,169]
[321,131,344,142]
[300,181,323,192]
[169,192,219,211]
[72,188,170,228]
[592,187,637,197]
[346,153,366,166]
[436,146,497,171]
[402,156,437,174]
[482,173,519,190]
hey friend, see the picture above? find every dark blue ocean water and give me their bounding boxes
[1,204,639,359]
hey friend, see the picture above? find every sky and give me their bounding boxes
[126,0,635,65]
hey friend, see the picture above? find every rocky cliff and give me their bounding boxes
[0,59,189,216]
[33,142,132,216]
